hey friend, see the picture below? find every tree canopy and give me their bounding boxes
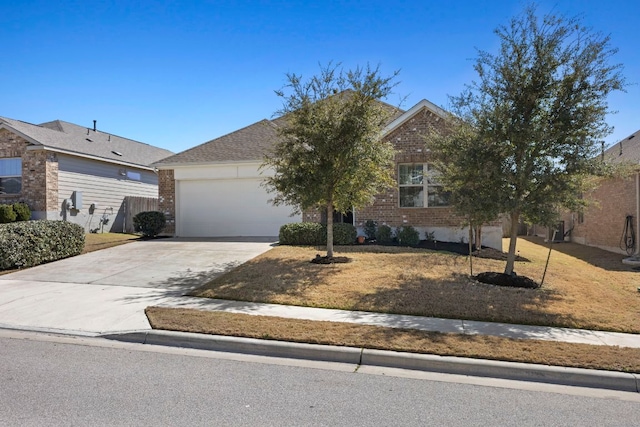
[262,63,400,257]
[428,5,625,275]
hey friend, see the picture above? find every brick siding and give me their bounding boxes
[0,128,58,215]
[157,169,175,235]
[304,107,465,229]
[562,174,638,254]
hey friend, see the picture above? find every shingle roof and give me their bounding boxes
[0,116,173,169]
[154,119,281,166]
[154,99,406,167]
[603,129,640,164]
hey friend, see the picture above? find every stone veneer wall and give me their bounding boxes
[0,129,58,217]
[157,169,176,235]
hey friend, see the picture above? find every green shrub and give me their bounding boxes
[279,222,325,245]
[397,225,420,246]
[12,202,31,221]
[363,220,377,240]
[0,220,84,269]
[0,205,16,223]
[279,222,357,245]
[332,223,357,245]
[376,224,393,244]
[133,211,166,237]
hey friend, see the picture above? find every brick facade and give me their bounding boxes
[157,169,175,234]
[561,174,638,254]
[0,128,58,216]
[304,107,464,232]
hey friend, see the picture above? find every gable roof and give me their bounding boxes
[154,119,282,167]
[381,99,449,136]
[603,129,640,164]
[0,116,173,170]
[154,98,411,167]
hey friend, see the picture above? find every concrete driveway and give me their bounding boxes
[0,238,275,335]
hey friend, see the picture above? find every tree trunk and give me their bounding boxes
[475,225,482,249]
[504,211,520,275]
[326,201,334,258]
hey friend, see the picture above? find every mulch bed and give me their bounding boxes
[311,255,352,264]
[475,271,540,289]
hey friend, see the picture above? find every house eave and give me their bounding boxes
[154,159,263,169]
[381,99,449,137]
[26,145,156,171]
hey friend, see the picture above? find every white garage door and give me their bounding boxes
[176,178,299,237]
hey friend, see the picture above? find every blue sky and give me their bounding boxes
[1,0,638,153]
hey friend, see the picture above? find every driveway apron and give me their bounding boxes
[0,238,275,335]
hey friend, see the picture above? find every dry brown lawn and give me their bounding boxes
[82,233,140,254]
[191,237,640,333]
[146,307,640,373]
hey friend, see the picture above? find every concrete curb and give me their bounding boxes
[101,330,363,365]
[103,330,639,393]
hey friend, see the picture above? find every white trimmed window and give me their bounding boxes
[0,158,22,194]
[398,163,449,208]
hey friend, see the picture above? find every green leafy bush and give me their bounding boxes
[0,220,84,269]
[376,224,393,244]
[363,220,377,240]
[279,222,325,245]
[279,222,357,245]
[397,225,420,246]
[133,211,166,237]
[0,205,16,223]
[332,223,357,245]
[12,202,31,221]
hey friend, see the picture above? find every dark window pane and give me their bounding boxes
[0,177,21,194]
[400,187,424,207]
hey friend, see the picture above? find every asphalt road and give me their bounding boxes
[1,330,639,426]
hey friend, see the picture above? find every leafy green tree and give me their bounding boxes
[427,120,504,274]
[263,63,399,257]
[441,5,625,275]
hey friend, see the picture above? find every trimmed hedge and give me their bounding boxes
[279,222,325,245]
[12,202,31,221]
[397,225,420,246]
[0,220,85,269]
[279,222,358,245]
[133,211,166,237]
[376,224,393,244]
[333,223,357,245]
[0,205,16,224]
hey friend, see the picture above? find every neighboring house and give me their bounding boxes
[154,99,502,249]
[559,129,640,256]
[0,116,173,232]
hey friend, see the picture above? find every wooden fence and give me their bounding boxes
[123,196,158,234]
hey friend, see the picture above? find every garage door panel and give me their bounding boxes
[177,179,299,237]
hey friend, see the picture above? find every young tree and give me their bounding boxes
[263,63,399,258]
[447,5,625,275]
[427,120,504,274]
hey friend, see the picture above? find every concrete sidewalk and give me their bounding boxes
[155,297,640,349]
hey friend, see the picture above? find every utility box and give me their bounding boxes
[72,191,83,210]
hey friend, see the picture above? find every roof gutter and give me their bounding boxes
[153,160,263,169]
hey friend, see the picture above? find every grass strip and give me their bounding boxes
[146,306,640,373]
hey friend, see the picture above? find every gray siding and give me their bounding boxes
[54,155,158,232]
